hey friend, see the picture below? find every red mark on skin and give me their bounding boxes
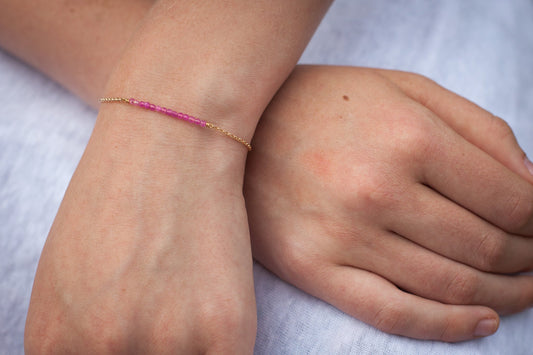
[343,95,349,101]
[301,150,333,179]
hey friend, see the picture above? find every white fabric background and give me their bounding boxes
[1,0,532,354]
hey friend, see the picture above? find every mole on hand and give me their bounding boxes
[342,95,349,101]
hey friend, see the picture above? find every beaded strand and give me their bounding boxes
[99,97,252,151]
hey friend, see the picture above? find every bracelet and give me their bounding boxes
[99,97,252,151]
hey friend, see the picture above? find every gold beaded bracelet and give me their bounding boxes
[100,97,252,151]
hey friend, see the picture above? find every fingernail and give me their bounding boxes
[525,156,533,176]
[474,319,498,337]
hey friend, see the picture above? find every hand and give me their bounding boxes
[245,65,533,342]
[25,104,256,354]
[24,0,335,349]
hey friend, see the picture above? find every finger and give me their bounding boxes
[346,230,533,315]
[377,69,533,184]
[413,115,533,236]
[384,183,533,273]
[311,265,499,342]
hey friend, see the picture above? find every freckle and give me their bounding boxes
[343,95,349,101]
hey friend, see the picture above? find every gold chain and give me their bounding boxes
[100,97,252,151]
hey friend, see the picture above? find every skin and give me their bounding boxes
[0,0,154,102]
[245,66,533,341]
[10,0,333,353]
[1,0,533,345]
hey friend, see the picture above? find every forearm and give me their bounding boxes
[1,0,331,147]
[18,1,337,352]
[101,0,332,144]
[0,0,154,101]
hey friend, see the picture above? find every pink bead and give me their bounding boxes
[121,99,212,130]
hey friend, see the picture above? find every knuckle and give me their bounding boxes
[353,175,399,213]
[411,73,436,92]
[383,71,437,108]
[372,302,405,335]
[278,242,315,281]
[197,295,256,346]
[437,317,454,342]
[487,115,515,141]
[397,71,434,89]
[514,282,533,313]
[389,110,439,162]
[442,270,479,305]
[410,74,439,106]
[199,296,247,327]
[503,190,533,231]
[474,232,507,271]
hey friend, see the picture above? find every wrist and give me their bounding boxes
[102,56,261,159]
[102,43,264,145]
[92,103,249,188]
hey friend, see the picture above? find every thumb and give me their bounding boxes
[378,69,533,184]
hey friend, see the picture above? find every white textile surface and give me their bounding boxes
[1,0,532,354]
